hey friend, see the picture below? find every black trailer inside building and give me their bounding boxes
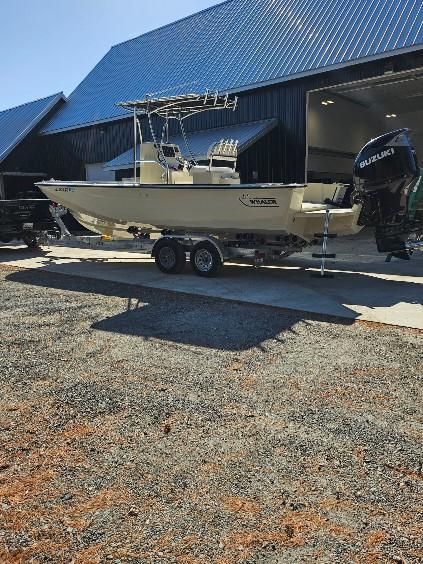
[0,93,65,244]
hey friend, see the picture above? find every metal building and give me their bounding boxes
[0,93,65,199]
[37,0,423,184]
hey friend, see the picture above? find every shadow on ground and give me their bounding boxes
[1,241,423,277]
[4,267,357,351]
[2,234,423,337]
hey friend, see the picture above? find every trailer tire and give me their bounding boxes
[23,233,41,250]
[190,241,222,277]
[154,238,186,274]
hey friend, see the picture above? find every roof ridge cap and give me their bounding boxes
[0,92,64,115]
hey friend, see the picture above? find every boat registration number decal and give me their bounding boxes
[55,187,75,192]
[240,195,279,208]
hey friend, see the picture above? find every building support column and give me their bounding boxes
[0,174,5,199]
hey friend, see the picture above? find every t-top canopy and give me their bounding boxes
[116,91,238,119]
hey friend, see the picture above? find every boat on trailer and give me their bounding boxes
[37,92,422,276]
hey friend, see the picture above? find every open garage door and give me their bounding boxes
[306,69,423,184]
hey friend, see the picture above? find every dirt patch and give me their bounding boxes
[0,265,421,562]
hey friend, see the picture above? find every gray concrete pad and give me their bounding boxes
[1,230,422,328]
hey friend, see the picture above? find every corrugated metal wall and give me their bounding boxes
[42,119,134,180]
[39,82,308,182]
[39,50,423,183]
[1,131,50,174]
[1,102,66,174]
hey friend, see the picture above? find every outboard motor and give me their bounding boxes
[353,129,422,257]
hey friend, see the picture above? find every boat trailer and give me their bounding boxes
[47,204,314,277]
[39,126,423,278]
[45,198,421,278]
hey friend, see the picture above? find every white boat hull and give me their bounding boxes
[38,181,363,241]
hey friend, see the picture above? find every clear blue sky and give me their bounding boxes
[0,0,223,111]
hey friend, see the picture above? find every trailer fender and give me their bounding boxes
[151,237,181,257]
[197,237,225,264]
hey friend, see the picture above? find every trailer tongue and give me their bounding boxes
[0,198,58,248]
[352,128,423,259]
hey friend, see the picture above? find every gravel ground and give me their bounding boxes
[0,264,422,563]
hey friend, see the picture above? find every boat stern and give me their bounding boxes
[291,203,363,240]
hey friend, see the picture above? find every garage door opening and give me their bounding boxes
[306,69,423,185]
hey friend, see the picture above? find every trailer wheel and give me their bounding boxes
[23,233,41,250]
[190,241,222,277]
[154,238,186,274]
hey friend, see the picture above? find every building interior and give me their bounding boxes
[307,69,423,183]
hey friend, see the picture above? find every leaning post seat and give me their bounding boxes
[207,139,239,167]
[190,139,241,185]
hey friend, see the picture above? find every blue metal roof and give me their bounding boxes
[105,119,278,170]
[42,0,423,134]
[0,93,65,164]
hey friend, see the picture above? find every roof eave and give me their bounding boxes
[225,44,423,95]
[40,112,131,136]
[105,118,279,170]
[0,92,66,164]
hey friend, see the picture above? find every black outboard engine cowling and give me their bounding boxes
[353,129,422,256]
[353,129,418,226]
